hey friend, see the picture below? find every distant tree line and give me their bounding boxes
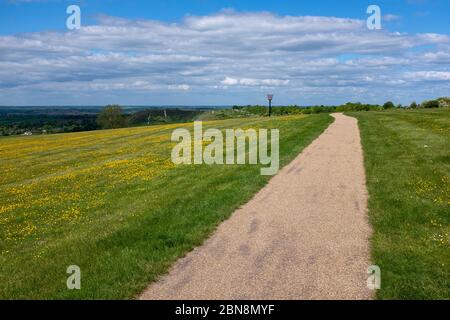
[1,97,448,136]
[231,96,450,116]
[0,113,97,136]
[0,105,204,136]
[95,105,203,129]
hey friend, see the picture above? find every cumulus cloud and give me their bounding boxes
[221,77,239,85]
[405,71,450,81]
[0,10,449,105]
[168,84,191,91]
[222,77,290,86]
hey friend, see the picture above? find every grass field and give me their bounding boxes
[0,114,332,299]
[350,109,449,299]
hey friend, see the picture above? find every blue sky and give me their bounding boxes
[0,0,449,106]
[2,0,450,35]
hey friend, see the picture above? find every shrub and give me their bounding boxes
[437,97,450,108]
[422,100,440,108]
[383,101,395,109]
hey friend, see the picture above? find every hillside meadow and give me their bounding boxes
[0,114,332,299]
[350,109,449,299]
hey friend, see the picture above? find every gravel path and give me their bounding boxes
[140,113,373,300]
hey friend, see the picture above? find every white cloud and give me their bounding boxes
[221,77,239,85]
[416,33,450,43]
[0,10,449,105]
[239,78,290,86]
[222,78,290,87]
[406,71,450,81]
[168,84,190,91]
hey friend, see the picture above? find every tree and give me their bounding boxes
[96,105,126,129]
[422,99,440,109]
[383,101,395,109]
[410,101,418,109]
[437,97,450,107]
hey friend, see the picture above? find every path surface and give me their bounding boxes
[140,113,372,300]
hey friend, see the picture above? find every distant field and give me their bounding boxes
[350,109,449,299]
[0,114,332,299]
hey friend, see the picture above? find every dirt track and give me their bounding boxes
[140,113,373,300]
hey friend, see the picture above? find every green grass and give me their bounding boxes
[0,114,332,299]
[349,109,449,299]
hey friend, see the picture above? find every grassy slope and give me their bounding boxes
[349,109,449,299]
[0,114,332,299]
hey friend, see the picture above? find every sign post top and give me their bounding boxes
[267,94,274,117]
